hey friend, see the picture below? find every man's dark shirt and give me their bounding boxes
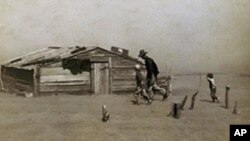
[144,56,159,79]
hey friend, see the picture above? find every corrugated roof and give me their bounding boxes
[2,46,142,69]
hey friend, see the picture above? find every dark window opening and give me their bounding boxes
[62,59,91,75]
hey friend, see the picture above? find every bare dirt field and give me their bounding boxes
[0,75,250,141]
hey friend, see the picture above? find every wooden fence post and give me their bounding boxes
[225,85,230,109]
[173,103,181,119]
[102,104,110,122]
[168,102,181,119]
[189,91,199,110]
[179,95,188,110]
[232,101,239,115]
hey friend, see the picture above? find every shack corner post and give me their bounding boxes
[33,65,41,97]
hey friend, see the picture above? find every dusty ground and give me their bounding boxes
[0,75,249,141]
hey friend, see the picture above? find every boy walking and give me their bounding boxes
[134,64,152,105]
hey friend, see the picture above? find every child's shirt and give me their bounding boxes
[135,70,146,88]
[207,77,216,90]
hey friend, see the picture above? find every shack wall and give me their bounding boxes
[1,65,34,93]
[39,66,91,95]
[74,48,141,93]
[111,56,139,93]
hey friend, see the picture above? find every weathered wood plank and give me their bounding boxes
[112,88,135,93]
[76,52,116,59]
[112,85,136,88]
[112,74,135,80]
[112,68,136,75]
[41,81,89,86]
[15,82,33,91]
[90,57,109,63]
[111,66,136,69]
[112,59,137,66]
[112,78,135,81]
[112,85,136,91]
[40,85,90,92]
[2,75,33,85]
[40,74,89,83]
[40,88,90,93]
[7,48,55,67]
[3,81,33,92]
[120,58,136,64]
[41,80,89,84]
[43,62,62,68]
[112,80,136,86]
[40,67,74,76]
[112,56,137,65]
[39,90,91,95]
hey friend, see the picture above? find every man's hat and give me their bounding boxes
[138,49,148,57]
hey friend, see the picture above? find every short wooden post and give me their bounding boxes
[189,91,199,110]
[173,103,181,119]
[179,95,188,110]
[33,65,40,97]
[168,102,181,119]
[232,101,239,115]
[225,85,230,109]
[102,104,110,122]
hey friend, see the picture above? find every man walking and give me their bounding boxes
[138,49,168,101]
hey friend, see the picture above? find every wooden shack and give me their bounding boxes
[1,46,146,96]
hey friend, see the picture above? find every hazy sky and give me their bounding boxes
[1,0,250,73]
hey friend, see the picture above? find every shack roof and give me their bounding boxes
[2,46,143,70]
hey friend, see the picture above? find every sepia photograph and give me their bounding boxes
[0,0,250,141]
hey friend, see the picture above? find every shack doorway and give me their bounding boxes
[91,62,110,94]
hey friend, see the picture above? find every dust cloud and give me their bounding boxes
[1,0,250,73]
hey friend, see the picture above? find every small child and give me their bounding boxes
[134,64,152,104]
[207,73,220,103]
